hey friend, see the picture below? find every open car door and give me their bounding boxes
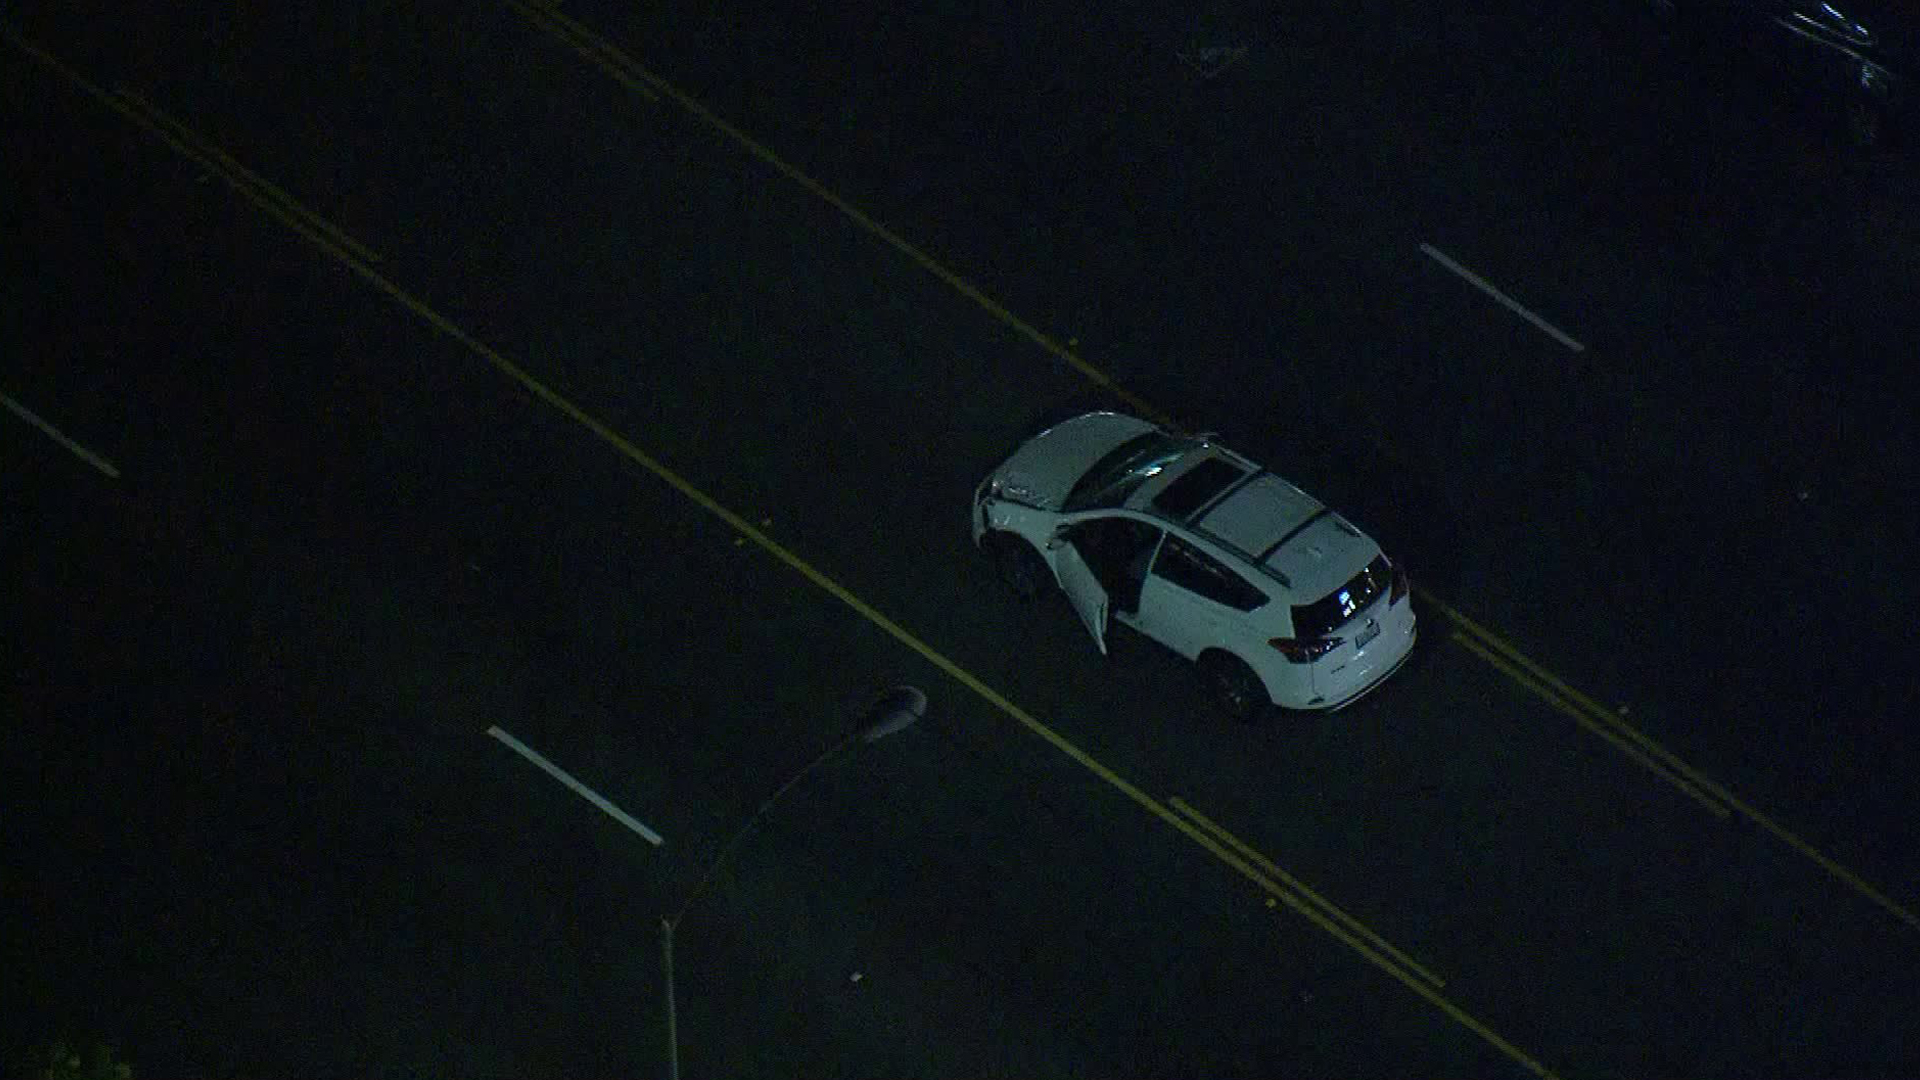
[1050,529,1110,654]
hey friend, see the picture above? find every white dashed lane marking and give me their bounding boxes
[1419,242,1587,354]
[2,391,121,479]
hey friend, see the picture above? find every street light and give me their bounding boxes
[659,685,926,1080]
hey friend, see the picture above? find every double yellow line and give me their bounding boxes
[497,0,1170,428]
[507,0,659,104]
[1,28,379,269]
[1444,601,1733,822]
[118,82,381,266]
[1432,589,1920,933]
[13,8,1912,1076]
[489,3,1920,941]
[1171,797,1446,989]
[6,26,1564,1076]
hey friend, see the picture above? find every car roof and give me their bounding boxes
[1262,512,1380,600]
[1124,441,1379,596]
[1194,473,1323,560]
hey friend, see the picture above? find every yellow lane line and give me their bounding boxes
[114,86,383,264]
[503,0,1920,934]
[497,2,1172,430]
[0,38,381,270]
[1436,595,1920,933]
[1170,796,1447,989]
[1447,631,1732,821]
[503,0,660,103]
[7,34,1563,1078]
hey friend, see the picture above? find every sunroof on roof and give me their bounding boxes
[1151,456,1248,520]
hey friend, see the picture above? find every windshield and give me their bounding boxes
[1151,456,1249,520]
[1063,432,1199,512]
[1291,554,1392,638]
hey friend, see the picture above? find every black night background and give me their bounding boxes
[7,2,1919,1077]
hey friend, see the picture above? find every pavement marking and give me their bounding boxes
[1171,796,1446,989]
[2,391,121,479]
[1434,590,1920,933]
[512,0,1920,938]
[498,1,1172,430]
[1418,243,1586,354]
[503,0,660,104]
[507,2,1920,941]
[9,41,1563,1077]
[489,725,665,845]
[21,6,1907,1061]
[1448,630,1732,821]
[3,30,384,270]
[114,87,383,263]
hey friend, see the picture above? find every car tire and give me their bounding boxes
[1199,651,1268,722]
[989,532,1052,601]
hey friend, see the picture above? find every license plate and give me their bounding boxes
[1354,620,1381,651]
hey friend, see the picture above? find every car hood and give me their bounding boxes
[985,412,1158,511]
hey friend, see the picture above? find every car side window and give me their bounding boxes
[1151,535,1268,611]
[1064,515,1162,576]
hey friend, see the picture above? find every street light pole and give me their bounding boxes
[659,685,925,1080]
[661,914,678,1080]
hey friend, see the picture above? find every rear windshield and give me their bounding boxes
[1291,554,1392,639]
[1064,432,1197,512]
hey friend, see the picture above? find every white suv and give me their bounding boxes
[972,412,1416,718]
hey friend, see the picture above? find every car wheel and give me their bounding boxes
[989,533,1051,601]
[1199,651,1268,722]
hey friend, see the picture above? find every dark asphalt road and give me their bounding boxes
[8,1,1920,1077]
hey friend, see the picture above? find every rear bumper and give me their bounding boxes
[1315,622,1417,711]
[1313,599,1420,711]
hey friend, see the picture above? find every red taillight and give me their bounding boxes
[1270,636,1341,663]
[1390,561,1409,605]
